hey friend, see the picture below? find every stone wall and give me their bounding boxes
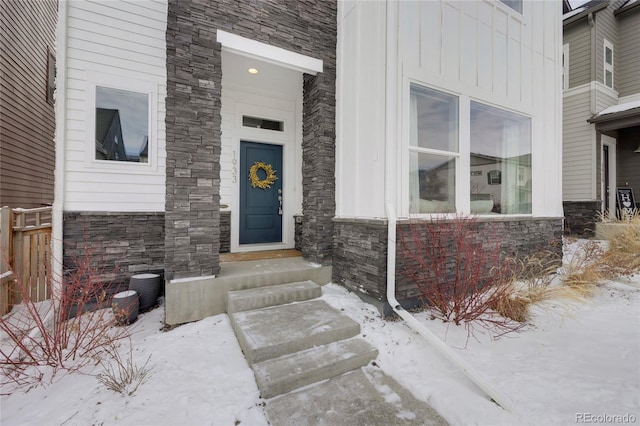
[63,212,165,295]
[333,216,563,314]
[563,201,602,237]
[220,211,230,253]
[165,0,337,277]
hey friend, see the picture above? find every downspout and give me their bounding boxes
[51,0,68,322]
[383,1,513,413]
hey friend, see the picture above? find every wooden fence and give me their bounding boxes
[0,206,52,315]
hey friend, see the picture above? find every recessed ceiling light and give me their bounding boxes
[248,68,259,74]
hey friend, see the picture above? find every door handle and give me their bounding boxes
[278,194,283,215]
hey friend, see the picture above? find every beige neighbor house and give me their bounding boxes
[562,0,640,237]
[0,0,57,208]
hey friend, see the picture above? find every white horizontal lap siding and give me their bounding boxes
[63,0,167,212]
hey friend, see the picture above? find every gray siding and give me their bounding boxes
[564,22,592,89]
[563,90,595,200]
[617,10,640,98]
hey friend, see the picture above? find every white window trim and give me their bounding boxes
[403,79,533,218]
[603,39,614,89]
[85,71,159,174]
[562,43,570,91]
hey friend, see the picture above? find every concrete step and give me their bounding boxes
[230,299,361,364]
[227,280,321,314]
[253,338,378,399]
[265,368,449,425]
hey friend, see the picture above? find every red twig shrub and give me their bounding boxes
[399,215,525,338]
[0,244,132,391]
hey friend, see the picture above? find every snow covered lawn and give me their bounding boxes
[2,249,639,425]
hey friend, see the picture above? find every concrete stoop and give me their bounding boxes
[227,281,378,399]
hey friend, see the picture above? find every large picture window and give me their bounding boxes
[95,86,149,163]
[408,83,532,215]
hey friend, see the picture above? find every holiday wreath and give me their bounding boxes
[248,161,278,189]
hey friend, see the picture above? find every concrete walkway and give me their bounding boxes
[226,281,448,425]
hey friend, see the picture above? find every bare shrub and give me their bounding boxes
[0,244,131,390]
[598,210,640,277]
[97,341,152,396]
[561,239,606,295]
[399,215,525,338]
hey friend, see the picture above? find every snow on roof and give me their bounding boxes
[597,100,640,116]
[563,6,586,19]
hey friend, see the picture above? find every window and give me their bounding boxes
[408,83,532,216]
[470,101,531,214]
[46,47,55,105]
[604,39,614,89]
[409,84,459,214]
[562,44,569,90]
[499,0,522,14]
[242,115,284,131]
[95,86,149,163]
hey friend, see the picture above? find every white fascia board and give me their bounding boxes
[216,29,323,75]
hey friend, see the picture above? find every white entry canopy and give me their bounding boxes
[216,30,323,75]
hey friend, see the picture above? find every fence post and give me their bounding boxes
[0,206,12,274]
[1,206,13,314]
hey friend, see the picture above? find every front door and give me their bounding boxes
[239,141,283,244]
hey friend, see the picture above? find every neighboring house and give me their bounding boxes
[562,0,640,237]
[0,0,57,208]
[54,0,563,325]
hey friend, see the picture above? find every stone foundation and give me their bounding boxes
[63,212,165,296]
[563,201,602,238]
[333,216,563,315]
[220,211,231,253]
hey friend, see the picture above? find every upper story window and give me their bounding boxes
[604,39,614,89]
[562,44,570,90]
[95,86,149,163]
[499,0,523,14]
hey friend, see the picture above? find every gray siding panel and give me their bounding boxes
[617,11,640,98]
[565,23,592,89]
[563,90,595,200]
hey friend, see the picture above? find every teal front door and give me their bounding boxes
[240,141,283,244]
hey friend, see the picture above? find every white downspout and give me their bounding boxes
[382,1,512,413]
[51,0,68,321]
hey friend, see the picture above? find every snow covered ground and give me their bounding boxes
[1,242,639,425]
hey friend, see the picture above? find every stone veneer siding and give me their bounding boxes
[63,212,165,295]
[333,217,563,314]
[219,211,231,254]
[165,1,336,278]
[563,201,602,238]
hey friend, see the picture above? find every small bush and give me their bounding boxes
[0,244,131,390]
[97,342,152,396]
[598,210,640,277]
[399,215,525,338]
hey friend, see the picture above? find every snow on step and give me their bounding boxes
[252,338,378,399]
[227,280,321,314]
[230,299,361,364]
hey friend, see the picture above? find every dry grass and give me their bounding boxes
[598,210,640,277]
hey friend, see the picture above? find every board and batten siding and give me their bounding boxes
[564,22,592,90]
[617,10,640,98]
[62,0,167,212]
[337,0,562,218]
[0,0,56,208]
[563,90,595,201]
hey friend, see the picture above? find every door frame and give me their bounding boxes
[230,102,299,253]
[601,134,617,219]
